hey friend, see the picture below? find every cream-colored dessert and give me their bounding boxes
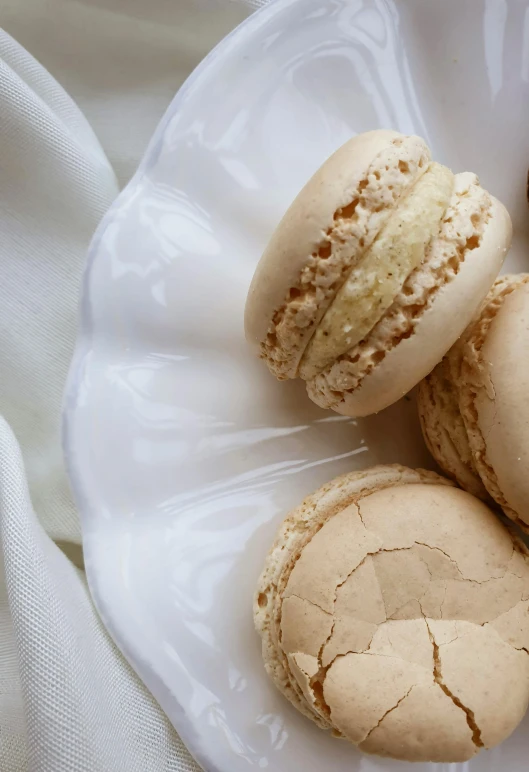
[245,130,512,417]
[254,465,529,762]
[418,273,529,531]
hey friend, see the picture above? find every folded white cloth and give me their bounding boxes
[0,1,265,769]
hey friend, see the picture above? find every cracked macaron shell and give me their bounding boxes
[254,466,529,762]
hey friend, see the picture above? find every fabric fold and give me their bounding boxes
[0,1,261,768]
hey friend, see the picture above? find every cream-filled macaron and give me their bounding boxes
[254,465,529,762]
[245,130,512,417]
[419,273,529,531]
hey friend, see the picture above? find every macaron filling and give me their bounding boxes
[299,163,454,378]
[456,275,529,531]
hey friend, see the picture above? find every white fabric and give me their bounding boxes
[0,2,265,769]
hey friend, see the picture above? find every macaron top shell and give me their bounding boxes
[299,162,454,379]
[460,277,529,529]
[254,465,529,762]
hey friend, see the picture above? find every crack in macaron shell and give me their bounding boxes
[246,131,511,419]
[254,468,529,762]
[358,679,479,761]
[299,163,454,379]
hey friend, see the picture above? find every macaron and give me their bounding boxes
[254,465,529,762]
[245,130,512,417]
[418,273,529,531]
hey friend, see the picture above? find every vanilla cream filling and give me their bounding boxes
[299,163,454,379]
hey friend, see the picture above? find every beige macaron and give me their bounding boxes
[245,130,512,417]
[254,465,529,762]
[418,273,529,532]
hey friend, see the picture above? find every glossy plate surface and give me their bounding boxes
[63,0,529,769]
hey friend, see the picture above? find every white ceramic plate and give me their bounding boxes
[63,0,529,770]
